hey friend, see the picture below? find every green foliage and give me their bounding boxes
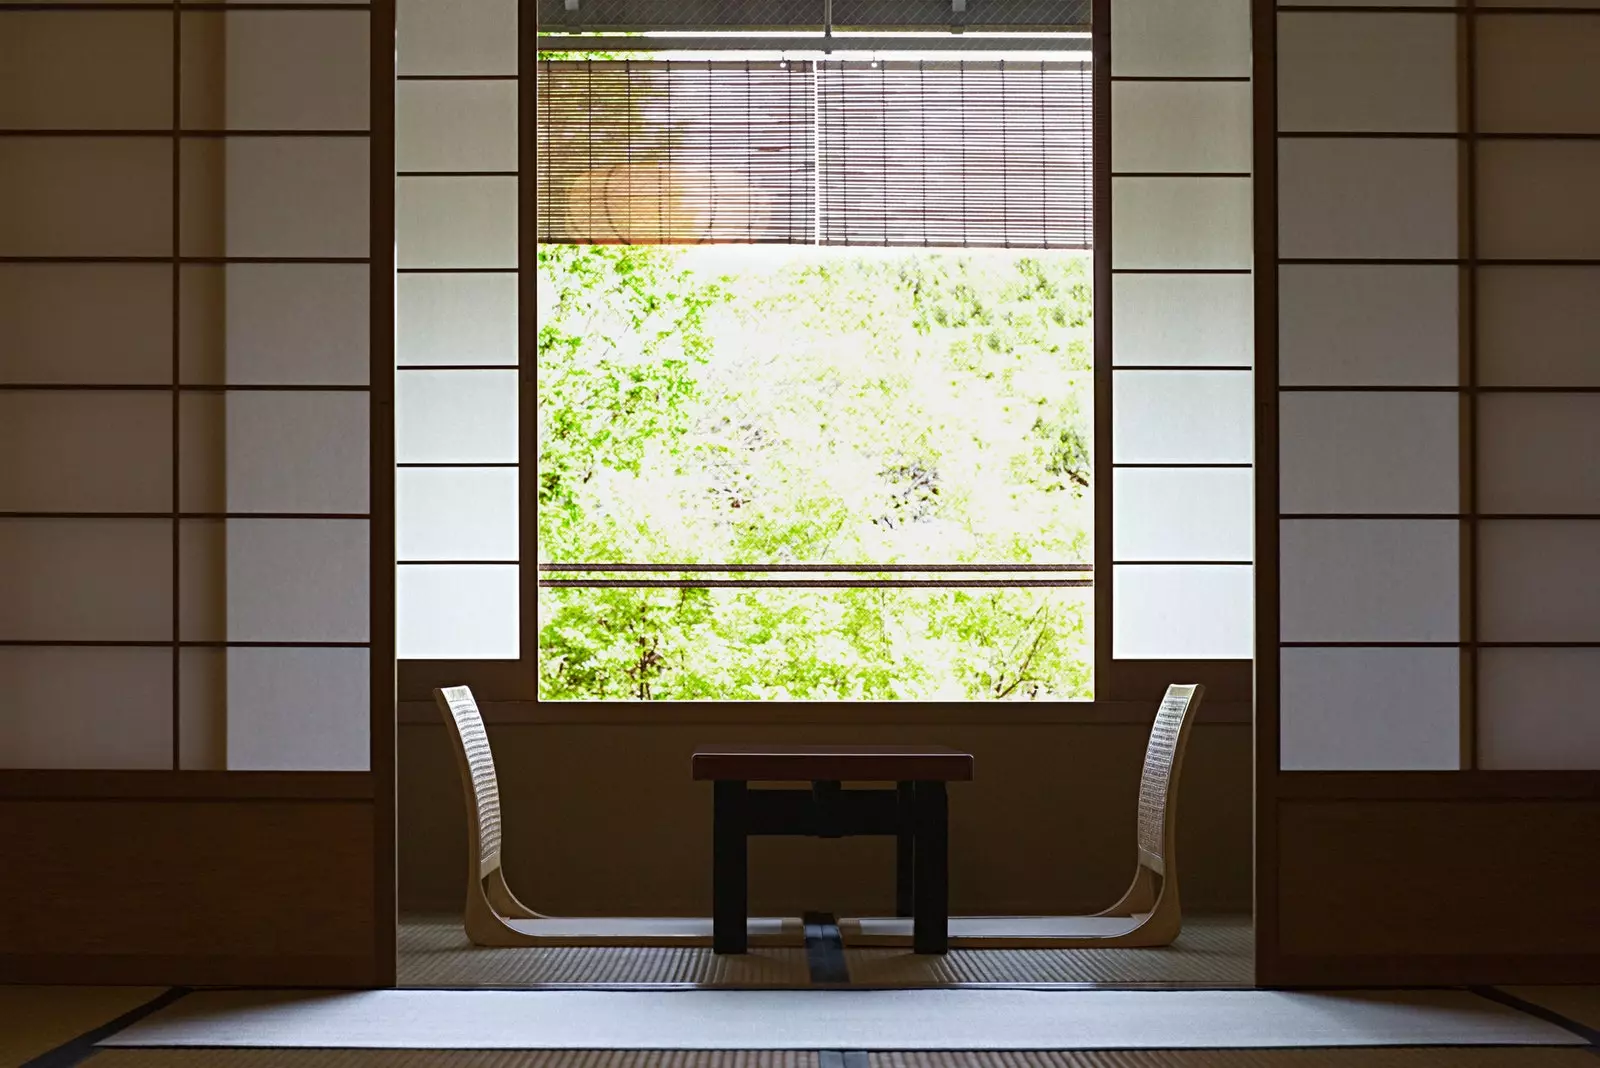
[536,243,1094,701]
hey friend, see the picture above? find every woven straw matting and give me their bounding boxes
[869,1052,1600,1068]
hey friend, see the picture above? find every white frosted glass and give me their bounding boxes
[1480,395,1600,514]
[396,370,518,463]
[1112,564,1253,659]
[222,264,369,385]
[0,264,171,384]
[1111,178,1253,269]
[225,392,369,514]
[397,177,517,269]
[182,11,369,130]
[1479,142,1600,261]
[397,0,517,76]
[1113,468,1253,561]
[1112,371,1253,464]
[1280,647,1461,771]
[1478,16,1600,134]
[1280,520,1460,642]
[397,80,516,172]
[0,519,171,642]
[1110,0,1250,77]
[1111,82,1251,174]
[226,647,369,771]
[1278,13,1458,133]
[1479,268,1600,387]
[397,467,518,561]
[397,564,519,659]
[0,392,170,512]
[1479,521,1600,642]
[1279,392,1459,514]
[397,273,517,366]
[0,647,172,770]
[1112,274,1253,367]
[1480,648,1600,770]
[1279,265,1459,386]
[226,519,369,642]
[1279,139,1458,260]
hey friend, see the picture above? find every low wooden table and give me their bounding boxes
[691,744,974,955]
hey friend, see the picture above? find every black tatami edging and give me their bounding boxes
[20,988,190,1068]
[804,910,852,986]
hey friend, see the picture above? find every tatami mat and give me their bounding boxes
[845,915,1251,987]
[1501,986,1600,1034]
[84,1053,816,1067]
[400,917,811,987]
[871,1052,1600,1068]
[0,986,165,1068]
[99,988,1584,1050]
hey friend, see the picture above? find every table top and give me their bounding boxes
[691,743,974,783]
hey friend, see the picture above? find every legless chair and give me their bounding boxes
[435,686,804,948]
[839,683,1205,949]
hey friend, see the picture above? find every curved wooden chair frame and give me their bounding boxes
[839,683,1206,949]
[434,686,803,948]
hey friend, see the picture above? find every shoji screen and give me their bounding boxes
[1102,0,1254,681]
[395,0,520,665]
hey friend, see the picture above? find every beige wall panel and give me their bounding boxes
[1111,82,1251,174]
[1479,521,1600,642]
[1479,267,1600,387]
[0,138,171,257]
[397,0,517,76]
[1478,141,1600,261]
[397,80,516,172]
[178,647,227,771]
[1278,13,1458,133]
[1479,394,1600,514]
[1280,647,1461,771]
[225,392,370,514]
[1278,139,1458,260]
[225,519,369,643]
[0,265,171,385]
[1278,392,1459,514]
[397,176,517,269]
[177,392,225,514]
[0,647,171,770]
[1111,178,1253,269]
[0,520,171,642]
[178,519,225,643]
[180,138,369,259]
[1109,0,1250,77]
[0,392,171,512]
[1480,648,1600,770]
[396,273,518,366]
[227,647,370,771]
[1478,16,1600,134]
[181,11,369,131]
[0,12,171,130]
[181,264,369,386]
[1280,520,1460,642]
[1279,265,1459,386]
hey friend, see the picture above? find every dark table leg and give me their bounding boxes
[912,780,948,954]
[713,779,748,954]
[895,781,916,917]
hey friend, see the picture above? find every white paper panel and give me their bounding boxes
[178,392,224,514]
[1480,648,1600,770]
[179,647,225,771]
[1280,520,1460,642]
[1112,564,1253,659]
[397,177,517,269]
[1479,267,1600,387]
[226,519,369,642]
[1479,142,1600,261]
[1478,15,1600,134]
[182,138,369,259]
[1112,274,1253,367]
[0,11,171,130]
[397,467,518,561]
[397,0,517,76]
[179,519,224,642]
[1109,0,1250,77]
[1278,139,1459,260]
[0,392,170,512]
[225,392,370,514]
[397,564,519,659]
[1279,392,1459,514]
[1278,13,1458,133]
[179,264,369,385]
[1113,468,1253,562]
[0,137,171,258]
[0,519,171,641]
[1280,647,1461,771]
[1479,395,1600,514]
[397,80,516,172]
[1111,178,1253,269]
[396,370,518,463]
[1281,0,1457,5]
[1111,82,1251,174]
[0,647,172,769]
[1479,521,1600,642]
[1279,265,1459,386]
[396,273,518,366]
[0,265,171,384]
[181,11,369,130]
[226,647,369,771]
[1112,371,1253,463]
